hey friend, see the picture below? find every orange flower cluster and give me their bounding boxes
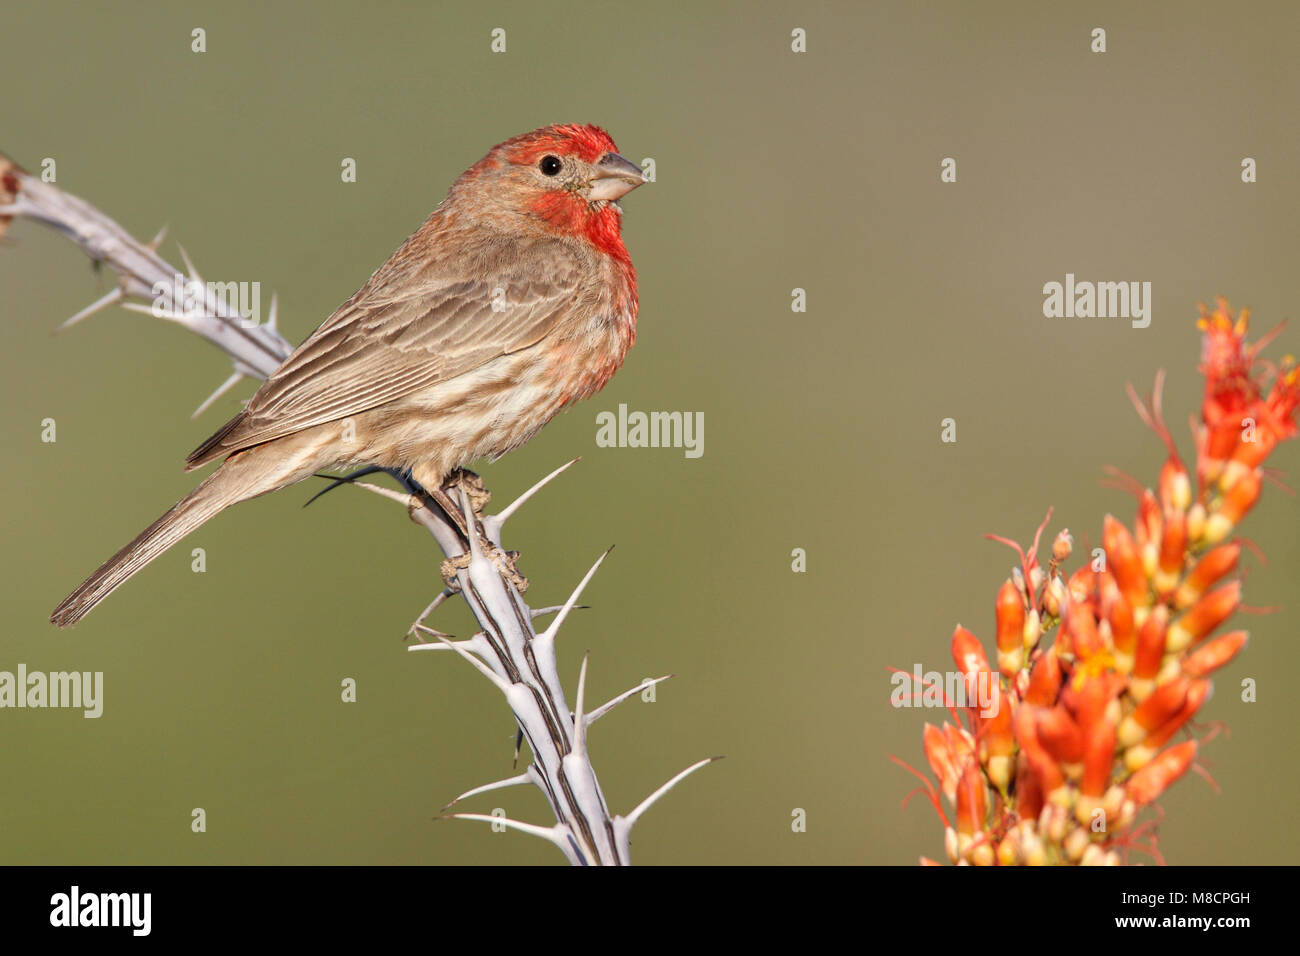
[905,300,1299,865]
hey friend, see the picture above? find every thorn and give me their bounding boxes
[482,458,581,539]
[573,652,591,756]
[407,588,455,637]
[537,547,613,646]
[303,467,391,507]
[530,604,588,620]
[146,224,169,252]
[120,301,196,323]
[345,478,414,508]
[441,772,532,811]
[55,287,124,332]
[406,636,481,653]
[176,241,203,286]
[431,631,510,693]
[619,756,722,831]
[586,675,673,726]
[441,813,571,850]
[408,622,456,645]
[458,484,484,561]
[191,370,244,418]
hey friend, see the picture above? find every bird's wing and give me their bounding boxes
[186,237,586,468]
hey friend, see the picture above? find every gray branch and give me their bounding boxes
[1,154,715,865]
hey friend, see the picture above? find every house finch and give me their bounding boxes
[51,123,647,627]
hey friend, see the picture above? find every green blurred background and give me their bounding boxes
[3,0,1298,865]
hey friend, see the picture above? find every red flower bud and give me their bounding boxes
[1024,650,1063,707]
[1104,515,1148,609]
[1154,504,1187,599]
[1183,630,1249,678]
[1175,542,1240,609]
[1168,581,1241,652]
[1080,715,1117,799]
[1134,490,1162,576]
[1205,468,1262,543]
[1142,680,1211,752]
[995,578,1025,678]
[1103,584,1137,670]
[1126,741,1197,807]
[1159,456,1191,512]
[1015,705,1065,798]
[955,761,989,837]
[1118,677,1189,748]
[1135,605,1169,678]
[1036,706,1084,765]
[952,625,989,678]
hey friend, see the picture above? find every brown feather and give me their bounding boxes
[186,231,594,469]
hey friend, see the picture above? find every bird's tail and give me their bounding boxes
[50,447,305,628]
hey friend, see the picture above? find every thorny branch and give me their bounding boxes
[1,154,716,865]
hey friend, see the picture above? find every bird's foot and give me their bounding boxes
[408,467,491,539]
[415,468,527,592]
[489,547,529,594]
[441,468,527,591]
[444,468,492,517]
[438,544,528,593]
[439,552,472,591]
[410,483,465,535]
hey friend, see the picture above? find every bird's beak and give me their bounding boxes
[587,152,648,202]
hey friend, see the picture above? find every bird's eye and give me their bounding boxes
[539,155,563,176]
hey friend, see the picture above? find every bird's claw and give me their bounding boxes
[437,544,527,593]
[445,468,492,517]
[490,548,529,593]
[413,468,527,592]
[439,553,471,591]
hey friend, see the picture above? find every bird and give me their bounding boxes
[50,123,647,627]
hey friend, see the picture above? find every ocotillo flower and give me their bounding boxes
[899,301,1296,865]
